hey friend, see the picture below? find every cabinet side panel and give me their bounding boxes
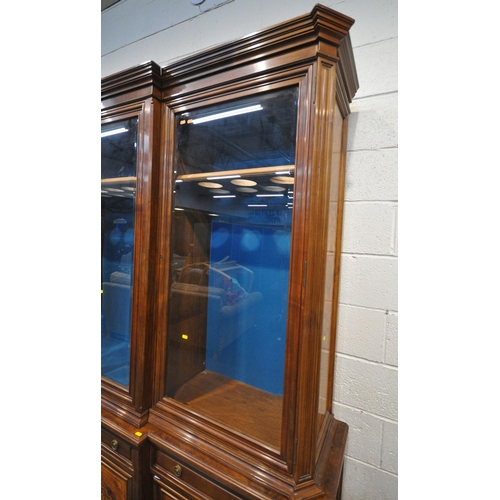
[294,57,340,481]
[318,100,344,424]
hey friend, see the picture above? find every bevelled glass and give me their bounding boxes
[101,118,138,388]
[165,87,298,448]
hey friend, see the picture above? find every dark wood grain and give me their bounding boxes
[102,4,358,499]
[174,371,283,449]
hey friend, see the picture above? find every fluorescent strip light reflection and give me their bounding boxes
[249,204,267,207]
[256,194,284,197]
[101,127,128,138]
[213,195,236,198]
[207,175,241,180]
[192,105,263,124]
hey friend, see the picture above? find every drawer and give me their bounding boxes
[101,428,132,461]
[154,449,242,500]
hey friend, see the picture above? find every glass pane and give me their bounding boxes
[317,102,344,434]
[101,117,138,388]
[166,87,298,448]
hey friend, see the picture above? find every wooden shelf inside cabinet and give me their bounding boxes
[101,176,137,194]
[172,371,283,450]
[176,166,295,182]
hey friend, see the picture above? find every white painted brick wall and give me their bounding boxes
[344,149,398,201]
[335,1,398,497]
[381,420,398,474]
[337,305,386,362]
[353,39,398,99]
[339,255,398,311]
[342,202,397,255]
[343,457,398,500]
[385,312,398,367]
[101,1,398,499]
[348,95,398,151]
[334,355,397,420]
[333,403,384,467]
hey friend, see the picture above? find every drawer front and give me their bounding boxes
[154,478,193,500]
[154,449,242,500]
[102,428,132,461]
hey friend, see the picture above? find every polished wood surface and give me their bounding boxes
[177,165,295,182]
[101,95,162,428]
[174,371,282,449]
[154,448,244,499]
[101,409,152,500]
[320,420,348,500]
[101,459,131,500]
[101,60,162,109]
[102,4,358,499]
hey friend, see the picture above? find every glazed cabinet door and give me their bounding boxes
[101,89,161,425]
[158,85,300,452]
[101,115,138,391]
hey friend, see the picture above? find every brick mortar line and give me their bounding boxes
[342,455,398,478]
[335,352,398,371]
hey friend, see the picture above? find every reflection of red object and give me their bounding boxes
[223,276,248,305]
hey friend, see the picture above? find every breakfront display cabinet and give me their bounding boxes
[101,5,358,499]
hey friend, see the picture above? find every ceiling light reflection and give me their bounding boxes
[208,175,241,180]
[192,105,263,124]
[101,127,128,138]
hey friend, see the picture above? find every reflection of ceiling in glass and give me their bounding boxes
[101,177,136,199]
[101,119,138,213]
[231,179,257,187]
[174,88,297,217]
[176,87,298,176]
[174,169,294,219]
[102,118,138,180]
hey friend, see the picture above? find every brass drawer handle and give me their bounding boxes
[173,464,182,477]
[110,439,119,451]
